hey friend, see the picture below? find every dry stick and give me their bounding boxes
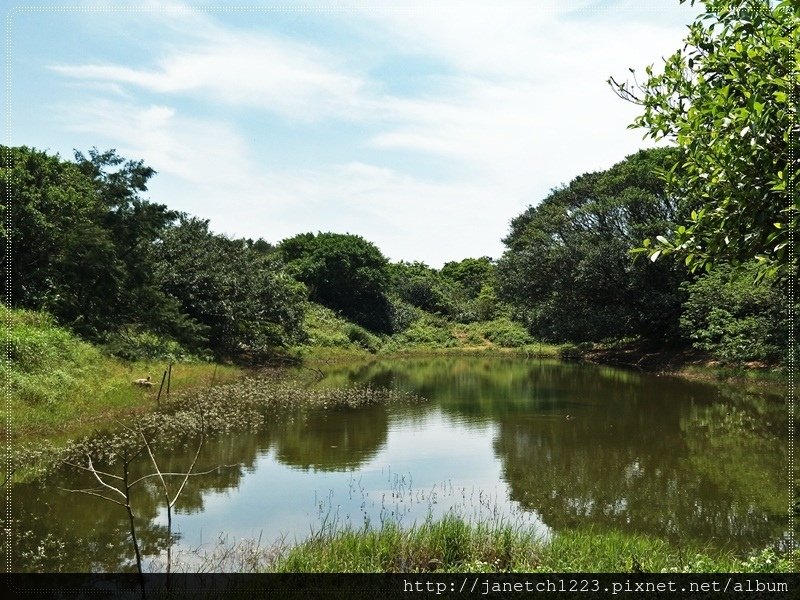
[167,363,173,398]
[61,452,147,600]
[155,370,167,407]
[121,455,147,599]
[210,364,218,389]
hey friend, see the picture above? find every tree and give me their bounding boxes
[1,146,125,336]
[610,0,799,278]
[154,218,307,359]
[390,261,459,317]
[680,262,791,364]
[73,148,183,331]
[440,257,495,299]
[496,148,685,342]
[277,232,393,332]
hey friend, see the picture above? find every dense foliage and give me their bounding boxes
[680,262,791,364]
[440,257,494,298]
[2,146,304,361]
[277,232,394,332]
[496,148,686,343]
[390,261,459,317]
[3,133,790,366]
[3,146,152,338]
[611,0,798,278]
[154,217,307,358]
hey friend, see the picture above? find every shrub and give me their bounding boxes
[387,295,421,333]
[393,317,458,347]
[345,324,382,353]
[481,318,531,348]
[300,304,356,348]
[103,327,203,362]
[680,263,790,364]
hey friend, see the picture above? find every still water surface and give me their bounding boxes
[11,357,790,571]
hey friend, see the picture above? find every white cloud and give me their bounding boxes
[51,20,370,121]
[44,1,697,264]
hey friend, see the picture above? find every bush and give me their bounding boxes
[387,295,421,333]
[390,261,459,317]
[103,327,203,362]
[392,316,458,348]
[481,317,531,348]
[345,324,382,353]
[300,304,356,348]
[680,263,790,364]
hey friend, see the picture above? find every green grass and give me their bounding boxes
[271,516,795,573]
[295,302,560,359]
[4,306,241,442]
[296,304,376,353]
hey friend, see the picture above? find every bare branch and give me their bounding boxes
[62,460,124,481]
[141,430,171,506]
[58,487,126,507]
[86,454,127,500]
[127,465,232,488]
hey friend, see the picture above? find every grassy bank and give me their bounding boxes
[6,303,787,445]
[294,303,561,361]
[4,307,241,442]
[214,516,793,573]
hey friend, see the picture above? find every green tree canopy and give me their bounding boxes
[277,232,393,332]
[2,146,121,330]
[610,0,798,278]
[389,261,459,317]
[496,148,685,343]
[154,217,307,358]
[440,257,495,299]
[2,146,185,340]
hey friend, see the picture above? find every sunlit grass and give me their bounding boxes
[4,306,241,443]
[270,518,793,573]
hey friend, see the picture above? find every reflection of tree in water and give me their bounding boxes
[319,358,686,421]
[494,385,788,551]
[7,400,388,571]
[7,477,169,572]
[321,358,790,550]
[272,404,388,471]
[5,429,275,572]
[148,429,273,514]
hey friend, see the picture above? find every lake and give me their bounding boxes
[9,357,790,571]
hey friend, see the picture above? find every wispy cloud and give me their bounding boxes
[41,1,696,264]
[52,34,370,121]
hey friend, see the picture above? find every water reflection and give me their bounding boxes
[272,404,389,471]
[7,357,789,571]
[317,358,789,547]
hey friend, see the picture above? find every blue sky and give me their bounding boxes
[6,1,699,266]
